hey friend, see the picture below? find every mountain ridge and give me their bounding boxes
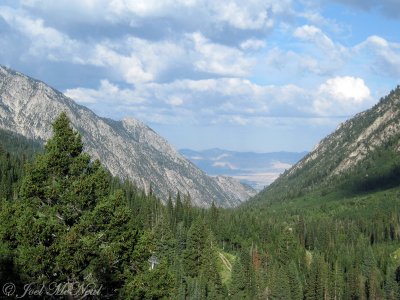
[0,65,256,207]
[253,86,400,203]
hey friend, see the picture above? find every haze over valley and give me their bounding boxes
[180,148,307,190]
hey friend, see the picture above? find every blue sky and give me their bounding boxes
[0,0,399,152]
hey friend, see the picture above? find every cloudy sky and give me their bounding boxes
[1,0,399,152]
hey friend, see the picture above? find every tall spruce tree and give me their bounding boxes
[1,113,140,292]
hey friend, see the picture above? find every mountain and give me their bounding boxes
[0,66,255,207]
[180,148,306,190]
[254,86,400,203]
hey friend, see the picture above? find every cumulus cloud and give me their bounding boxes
[190,32,255,77]
[261,25,351,78]
[211,1,273,30]
[65,75,372,128]
[313,77,371,116]
[266,27,400,80]
[0,6,82,61]
[293,25,348,72]
[64,80,144,105]
[299,10,347,34]
[88,37,191,84]
[355,35,400,77]
[240,39,266,51]
[18,0,291,40]
[294,25,335,50]
[1,0,398,152]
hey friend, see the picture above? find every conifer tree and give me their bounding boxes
[183,218,206,277]
[269,265,291,300]
[287,261,303,300]
[385,269,400,300]
[230,257,246,298]
[1,113,140,290]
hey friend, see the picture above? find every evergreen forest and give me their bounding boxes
[1,113,400,299]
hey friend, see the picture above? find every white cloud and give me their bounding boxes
[240,39,266,50]
[19,0,290,32]
[90,44,154,83]
[65,79,146,105]
[261,25,351,77]
[88,37,190,84]
[319,76,370,103]
[0,6,259,82]
[287,25,348,75]
[293,25,346,57]
[212,161,238,170]
[0,7,81,61]
[298,10,348,34]
[166,96,184,106]
[190,32,254,77]
[355,35,400,77]
[64,75,373,129]
[211,1,273,30]
[313,76,371,116]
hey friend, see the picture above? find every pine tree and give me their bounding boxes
[269,265,291,300]
[330,261,344,300]
[183,218,208,277]
[385,269,400,300]
[305,254,329,300]
[20,112,109,226]
[3,113,141,290]
[167,193,175,228]
[287,260,303,300]
[366,268,381,300]
[230,257,246,298]
[175,191,184,224]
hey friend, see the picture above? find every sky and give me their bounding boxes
[0,0,399,152]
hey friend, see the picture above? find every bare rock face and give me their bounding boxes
[215,176,257,201]
[0,66,255,207]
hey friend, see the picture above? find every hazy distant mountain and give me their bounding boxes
[180,148,307,190]
[254,86,400,203]
[0,66,256,207]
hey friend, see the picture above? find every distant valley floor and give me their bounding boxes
[180,149,307,190]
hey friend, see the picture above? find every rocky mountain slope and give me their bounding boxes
[0,66,255,207]
[254,86,400,203]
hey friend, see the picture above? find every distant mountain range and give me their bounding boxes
[180,148,307,190]
[254,86,400,203]
[0,66,255,207]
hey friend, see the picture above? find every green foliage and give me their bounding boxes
[2,108,400,299]
[0,129,41,201]
[229,250,255,299]
[0,113,167,297]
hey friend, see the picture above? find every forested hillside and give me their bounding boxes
[0,113,230,299]
[0,129,41,202]
[1,111,400,299]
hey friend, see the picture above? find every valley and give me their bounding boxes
[1,1,400,298]
[180,148,307,190]
[1,69,400,298]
